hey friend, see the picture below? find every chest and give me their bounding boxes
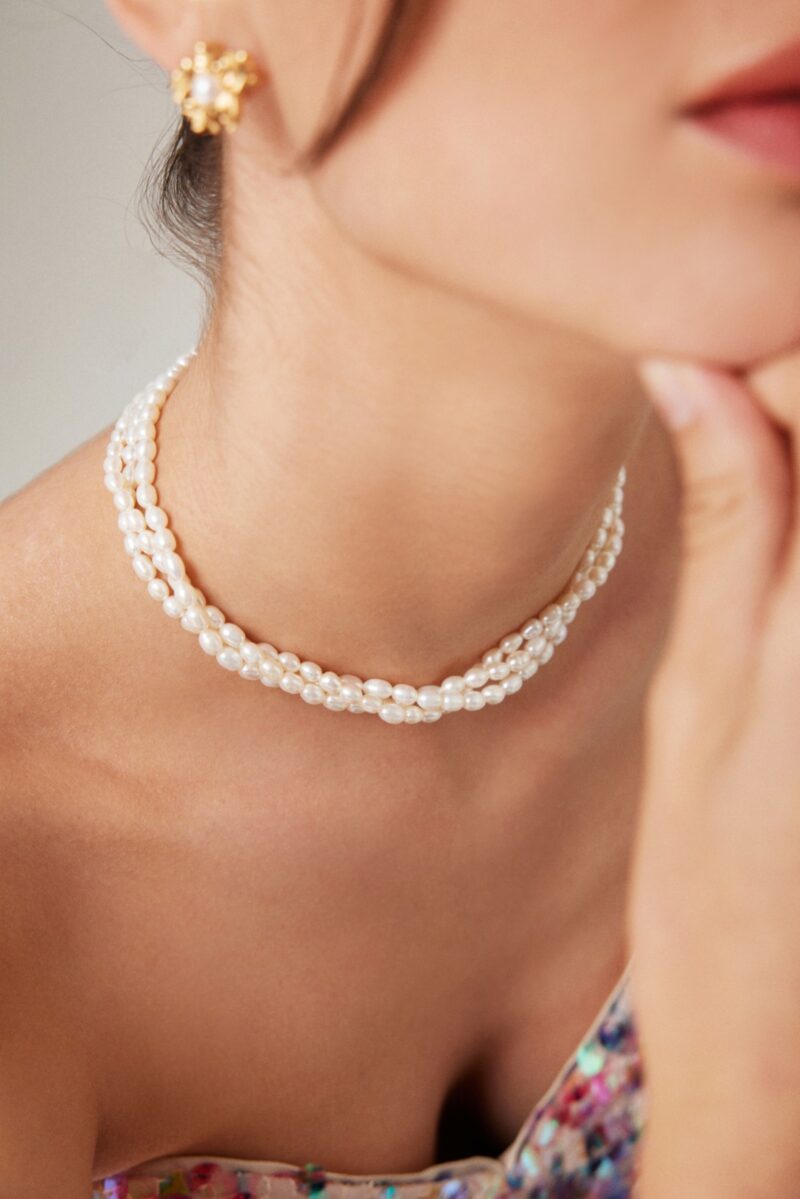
[78,783,631,1180]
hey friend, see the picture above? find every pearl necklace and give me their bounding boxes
[105,348,627,724]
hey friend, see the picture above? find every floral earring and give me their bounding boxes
[170,40,260,135]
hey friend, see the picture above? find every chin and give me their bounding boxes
[606,292,800,373]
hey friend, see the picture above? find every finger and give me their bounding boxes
[636,358,791,722]
[748,349,800,590]
[747,350,800,679]
[748,345,800,435]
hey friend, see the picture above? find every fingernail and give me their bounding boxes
[637,359,715,430]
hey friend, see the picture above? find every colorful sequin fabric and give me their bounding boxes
[93,958,644,1199]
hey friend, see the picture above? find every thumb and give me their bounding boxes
[636,357,789,712]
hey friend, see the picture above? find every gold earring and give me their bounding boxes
[170,40,259,135]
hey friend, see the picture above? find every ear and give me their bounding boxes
[104,0,231,74]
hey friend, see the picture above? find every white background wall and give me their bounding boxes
[2,0,202,500]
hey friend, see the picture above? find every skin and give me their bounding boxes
[1,1,799,1194]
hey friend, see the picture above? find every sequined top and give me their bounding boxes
[93,957,644,1199]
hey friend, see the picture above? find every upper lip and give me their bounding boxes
[683,35,800,113]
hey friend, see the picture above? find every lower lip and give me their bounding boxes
[687,95,800,179]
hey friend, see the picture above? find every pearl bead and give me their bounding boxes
[508,650,531,672]
[240,640,263,665]
[404,706,424,723]
[123,532,139,556]
[392,683,417,706]
[442,691,464,712]
[416,685,443,711]
[206,606,224,628]
[527,635,548,658]
[221,623,245,647]
[113,490,133,511]
[501,673,523,695]
[161,551,185,579]
[483,684,505,705]
[134,461,155,484]
[320,671,341,693]
[172,579,195,607]
[300,661,322,683]
[522,619,543,640]
[463,689,486,711]
[147,578,169,602]
[362,696,382,714]
[239,664,261,681]
[481,648,503,666]
[576,578,597,600]
[487,661,510,681]
[363,678,392,698]
[280,673,303,694]
[379,703,405,724]
[132,553,155,582]
[145,505,167,529]
[153,528,176,551]
[441,675,465,693]
[134,439,156,461]
[181,606,207,634]
[162,596,184,619]
[339,681,363,703]
[500,633,523,654]
[259,659,283,686]
[190,71,220,104]
[539,642,555,663]
[199,629,223,655]
[463,665,488,689]
[217,648,242,672]
[301,683,324,704]
[324,694,348,711]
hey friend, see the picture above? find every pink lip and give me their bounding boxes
[687,95,800,178]
[682,36,800,179]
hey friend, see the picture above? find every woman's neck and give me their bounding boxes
[154,165,654,686]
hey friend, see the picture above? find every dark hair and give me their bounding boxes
[136,0,431,302]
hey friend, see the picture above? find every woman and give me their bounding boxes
[1,1,798,1196]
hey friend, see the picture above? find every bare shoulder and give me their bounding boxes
[0,428,114,723]
[0,436,118,1191]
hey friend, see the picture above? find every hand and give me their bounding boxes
[626,350,800,1199]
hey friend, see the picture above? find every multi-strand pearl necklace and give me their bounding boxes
[105,348,627,725]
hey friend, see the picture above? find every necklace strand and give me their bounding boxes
[105,348,627,724]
